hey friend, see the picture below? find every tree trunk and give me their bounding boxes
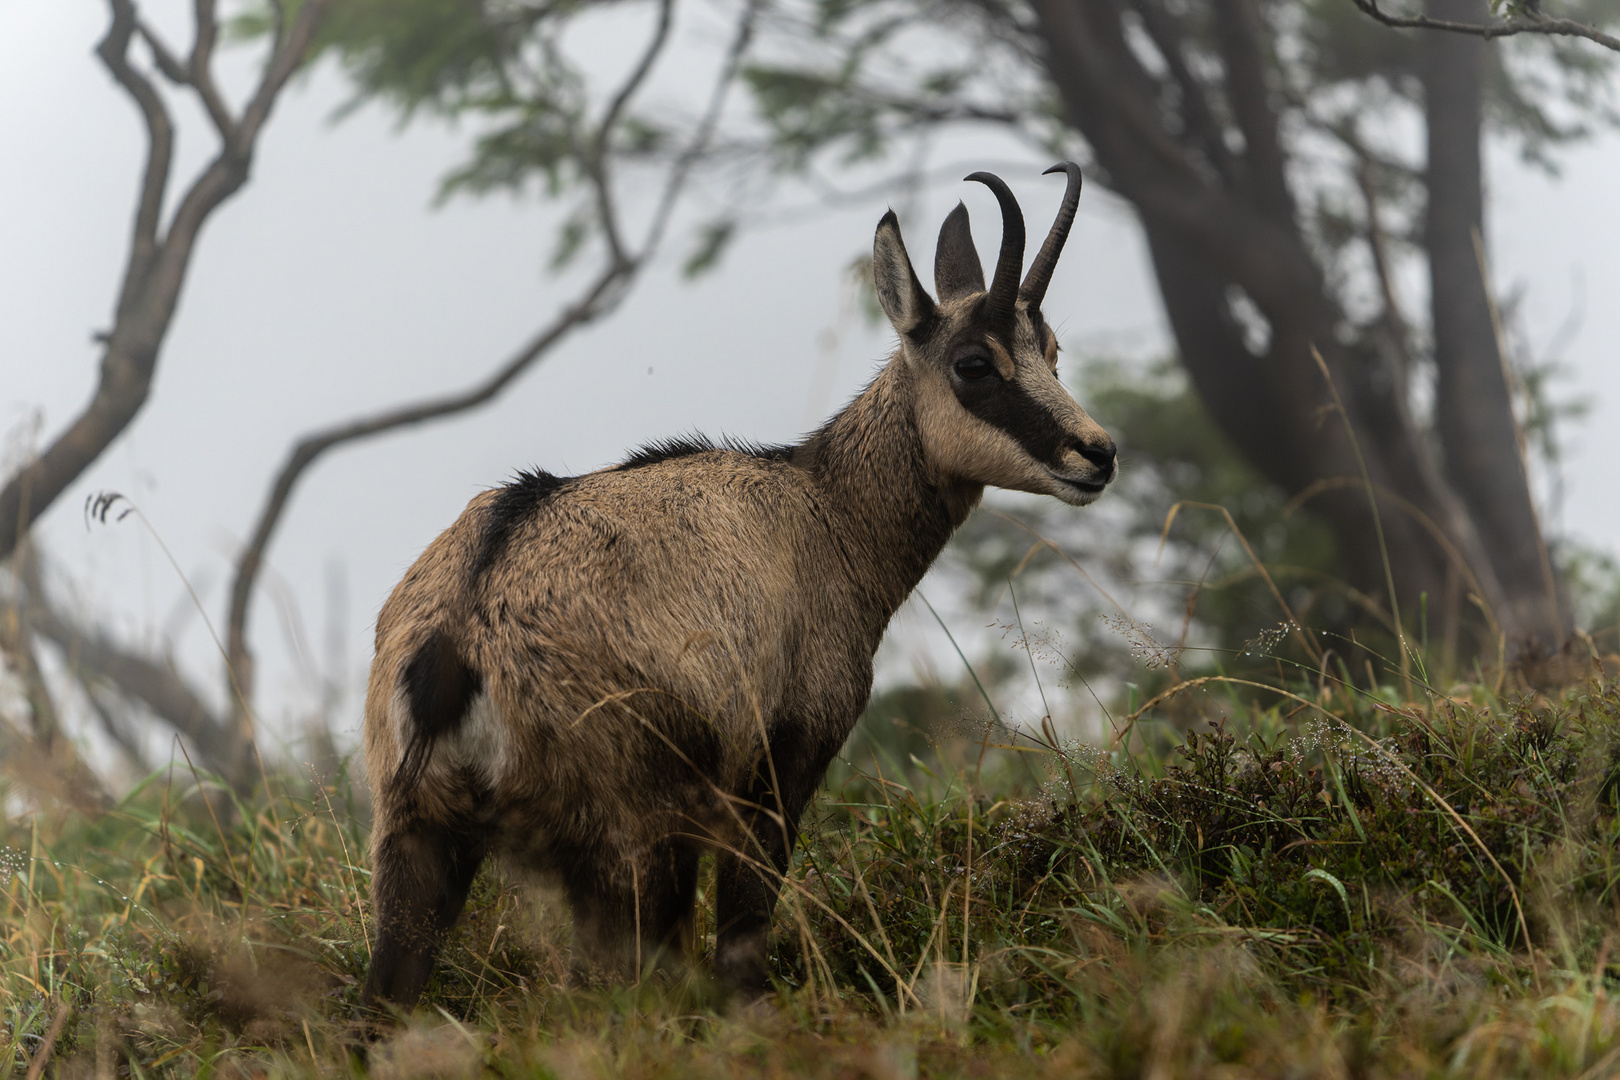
[1423,0,1565,644]
[1026,0,1556,654]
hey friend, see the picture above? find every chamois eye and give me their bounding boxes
[954,355,994,381]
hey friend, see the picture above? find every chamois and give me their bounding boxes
[359,163,1116,1012]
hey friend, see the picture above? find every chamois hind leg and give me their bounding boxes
[361,819,488,1015]
[565,839,700,981]
[713,757,815,996]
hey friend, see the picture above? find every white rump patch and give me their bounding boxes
[387,685,510,792]
[447,691,510,787]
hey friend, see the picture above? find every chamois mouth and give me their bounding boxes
[1048,469,1109,504]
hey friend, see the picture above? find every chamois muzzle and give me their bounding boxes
[1019,162,1083,311]
[964,170,1025,337]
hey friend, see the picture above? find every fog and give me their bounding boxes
[2,1,1616,760]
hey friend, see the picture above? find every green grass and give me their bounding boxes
[6,663,1620,1078]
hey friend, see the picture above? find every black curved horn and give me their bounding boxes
[1019,162,1083,310]
[964,171,1025,334]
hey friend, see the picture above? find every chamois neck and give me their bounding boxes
[794,358,981,623]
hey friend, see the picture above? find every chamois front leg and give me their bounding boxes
[713,746,818,996]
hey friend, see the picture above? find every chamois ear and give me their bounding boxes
[933,202,984,302]
[873,210,937,339]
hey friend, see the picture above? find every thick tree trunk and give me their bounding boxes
[1423,0,1565,644]
[1027,0,1544,653]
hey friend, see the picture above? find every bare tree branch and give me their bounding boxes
[136,21,191,84]
[188,0,233,138]
[1352,0,1620,51]
[1212,0,1295,223]
[1,551,115,812]
[135,9,234,138]
[587,0,678,265]
[80,679,154,776]
[19,566,236,777]
[0,0,331,567]
[98,0,173,325]
[1128,0,1240,189]
[222,0,766,735]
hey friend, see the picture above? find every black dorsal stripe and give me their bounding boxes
[953,377,1070,465]
[471,468,568,583]
[617,434,794,472]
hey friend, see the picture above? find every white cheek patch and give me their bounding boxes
[921,385,1049,491]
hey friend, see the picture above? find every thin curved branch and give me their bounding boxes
[136,3,234,138]
[139,16,236,142]
[238,0,328,149]
[642,0,765,253]
[223,0,766,715]
[136,20,190,83]
[222,265,630,703]
[0,0,331,568]
[1351,0,1620,51]
[188,0,230,133]
[589,0,677,265]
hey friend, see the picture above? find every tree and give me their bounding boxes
[8,0,1610,795]
[1354,0,1620,52]
[734,0,1618,656]
[0,0,331,568]
[4,0,762,793]
[305,0,1613,657]
[0,0,331,796]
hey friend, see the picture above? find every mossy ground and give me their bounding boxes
[6,658,1620,1078]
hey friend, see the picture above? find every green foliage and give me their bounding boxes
[237,0,694,272]
[1564,544,1620,648]
[682,219,737,279]
[305,0,561,118]
[796,676,1620,1005]
[311,0,621,202]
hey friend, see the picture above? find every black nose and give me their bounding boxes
[1078,437,1116,473]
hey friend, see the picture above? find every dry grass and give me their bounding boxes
[5,662,1620,1078]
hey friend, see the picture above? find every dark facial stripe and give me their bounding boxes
[471,468,569,583]
[953,375,1072,465]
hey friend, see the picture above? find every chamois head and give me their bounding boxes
[872,163,1116,506]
